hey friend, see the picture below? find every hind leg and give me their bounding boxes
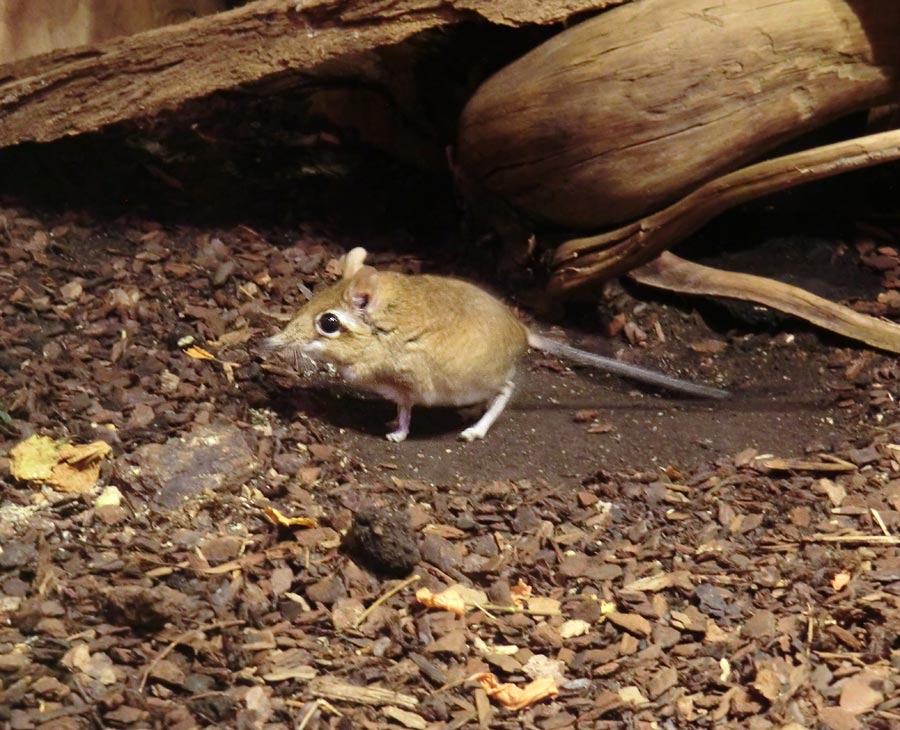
[459,380,514,441]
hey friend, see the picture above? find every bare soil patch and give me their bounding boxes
[1,204,899,729]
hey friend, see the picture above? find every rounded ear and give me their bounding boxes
[344,265,380,311]
[342,247,368,280]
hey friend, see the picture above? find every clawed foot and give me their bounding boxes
[386,428,408,443]
[458,426,486,442]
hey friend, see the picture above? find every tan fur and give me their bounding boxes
[275,266,528,409]
[267,247,726,440]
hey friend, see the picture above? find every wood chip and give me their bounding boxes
[308,678,418,709]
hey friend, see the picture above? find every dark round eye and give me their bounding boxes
[316,311,342,337]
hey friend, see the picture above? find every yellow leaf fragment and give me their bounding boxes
[470,672,559,711]
[9,435,60,480]
[510,579,532,608]
[184,345,216,360]
[415,588,467,616]
[59,441,111,464]
[831,571,851,591]
[50,441,112,493]
[10,436,111,493]
[264,506,318,529]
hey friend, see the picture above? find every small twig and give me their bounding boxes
[802,533,900,546]
[353,574,422,628]
[138,619,245,691]
[815,651,870,668]
[293,699,343,729]
[471,601,499,620]
[471,602,561,617]
[870,508,892,538]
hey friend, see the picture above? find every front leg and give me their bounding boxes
[460,380,514,442]
[386,401,412,442]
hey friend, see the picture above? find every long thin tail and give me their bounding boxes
[528,333,730,399]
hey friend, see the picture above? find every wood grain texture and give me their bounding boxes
[0,0,619,148]
[457,0,900,230]
[548,129,900,290]
[630,252,900,354]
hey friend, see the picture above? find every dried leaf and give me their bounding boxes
[10,436,111,493]
[832,571,851,591]
[264,506,318,529]
[510,579,532,607]
[9,434,61,480]
[415,588,467,616]
[183,345,216,360]
[470,672,559,711]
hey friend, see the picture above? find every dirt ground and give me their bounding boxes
[1,202,899,729]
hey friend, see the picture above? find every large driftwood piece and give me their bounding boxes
[0,0,226,65]
[631,253,900,354]
[0,0,620,149]
[549,129,900,290]
[457,0,900,230]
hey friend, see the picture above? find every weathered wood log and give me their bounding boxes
[0,0,619,149]
[631,252,900,354]
[457,0,900,230]
[549,129,900,291]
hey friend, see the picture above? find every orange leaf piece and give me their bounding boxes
[510,579,533,608]
[470,672,559,711]
[831,571,851,591]
[184,345,215,360]
[263,506,318,529]
[415,587,467,616]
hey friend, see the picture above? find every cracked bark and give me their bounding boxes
[0,0,621,149]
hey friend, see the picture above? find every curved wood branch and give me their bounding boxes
[458,0,900,230]
[548,129,900,294]
[630,252,900,354]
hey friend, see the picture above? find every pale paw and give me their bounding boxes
[459,427,486,442]
[386,429,408,443]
